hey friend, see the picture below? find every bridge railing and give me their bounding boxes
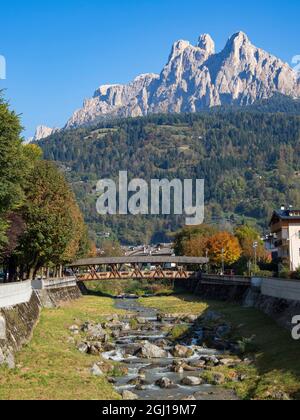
[201,274,252,285]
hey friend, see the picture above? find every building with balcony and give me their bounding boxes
[269,208,300,271]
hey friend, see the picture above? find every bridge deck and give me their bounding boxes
[70,256,208,267]
[69,256,207,282]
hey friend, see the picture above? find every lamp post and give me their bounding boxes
[221,248,225,276]
[253,241,258,270]
[205,249,209,274]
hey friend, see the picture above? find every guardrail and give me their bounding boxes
[0,277,77,310]
[201,274,252,285]
[31,277,77,290]
[0,280,32,309]
[260,277,300,302]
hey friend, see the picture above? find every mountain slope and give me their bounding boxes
[65,32,300,129]
[39,109,300,244]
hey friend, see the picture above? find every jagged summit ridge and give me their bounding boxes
[43,31,300,132]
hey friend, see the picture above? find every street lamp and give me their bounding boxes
[205,249,209,274]
[221,248,225,276]
[253,241,258,269]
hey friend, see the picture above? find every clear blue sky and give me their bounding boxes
[0,0,299,138]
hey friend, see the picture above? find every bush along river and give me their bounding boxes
[70,298,246,400]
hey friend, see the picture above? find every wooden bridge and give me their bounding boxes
[69,256,208,282]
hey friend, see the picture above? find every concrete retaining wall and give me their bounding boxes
[0,277,82,367]
[260,278,300,302]
[0,280,32,309]
[178,275,300,331]
[32,277,77,290]
[0,292,40,368]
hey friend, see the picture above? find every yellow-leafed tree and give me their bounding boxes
[207,231,242,266]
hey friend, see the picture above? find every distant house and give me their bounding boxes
[269,207,300,271]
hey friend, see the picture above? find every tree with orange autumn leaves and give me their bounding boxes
[174,224,268,268]
[206,231,242,266]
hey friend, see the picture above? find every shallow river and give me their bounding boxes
[100,298,237,400]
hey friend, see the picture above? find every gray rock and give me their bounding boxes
[190,360,206,368]
[122,390,139,400]
[184,315,198,323]
[155,377,178,389]
[77,342,89,354]
[137,342,168,359]
[172,344,194,358]
[86,324,106,340]
[90,364,103,377]
[181,376,204,386]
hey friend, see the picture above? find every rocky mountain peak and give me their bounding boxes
[197,34,215,55]
[61,31,300,130]
[32,125,59,141]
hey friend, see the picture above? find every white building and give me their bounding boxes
[269,208,300,271]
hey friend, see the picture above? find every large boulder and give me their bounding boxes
[86,324,106,341]
[122,390,139,400]
[184,314,198,323]
[155,377,178,389]
[136,342,168,359]
[77,342,89,354]
[181,376,204,386]
[90,364,103,377]
[172,344,194,358]
[189,359,206,368]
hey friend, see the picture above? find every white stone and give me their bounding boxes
[181,376,203,386]
[122,390,139,400]
[137,341,168,359]
[91,364,103,377]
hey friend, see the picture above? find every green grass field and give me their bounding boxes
[1,294,300,400]
[0,296,125,400]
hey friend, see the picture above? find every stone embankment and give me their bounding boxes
[0,277,82,368]
[177,275,300,331]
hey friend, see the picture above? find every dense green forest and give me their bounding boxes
[39,97,300,245]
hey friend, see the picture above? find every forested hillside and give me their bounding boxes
[39,105,300,245]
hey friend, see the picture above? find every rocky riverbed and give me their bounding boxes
[69,298,249,400]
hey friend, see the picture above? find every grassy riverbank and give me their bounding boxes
[139,295,300,400]
[1,293,300,400]
[0,296,126,400]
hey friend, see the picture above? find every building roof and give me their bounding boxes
[269,209,300,226]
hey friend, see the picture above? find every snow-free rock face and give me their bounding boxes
[64,31,300,129]
[32,125,59,141]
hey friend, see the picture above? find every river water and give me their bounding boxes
[101,298,237,400]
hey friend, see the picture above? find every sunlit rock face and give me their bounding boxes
[65,32,300,129]
[32,125,60,141]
